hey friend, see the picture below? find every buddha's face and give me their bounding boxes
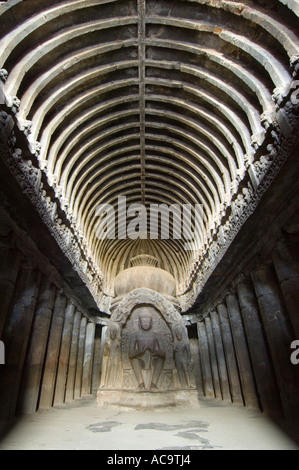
[139,313,152,331]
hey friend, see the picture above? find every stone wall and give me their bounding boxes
[193,230,299,421]
[0,204,99,420]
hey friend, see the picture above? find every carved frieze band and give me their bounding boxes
[0,126,104,312]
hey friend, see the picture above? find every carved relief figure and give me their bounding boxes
[173,324,193,388]
[101,323,121,388]
[129,307,165,390]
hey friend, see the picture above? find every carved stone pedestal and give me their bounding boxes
[97,388,200,409]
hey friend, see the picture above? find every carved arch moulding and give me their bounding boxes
[99,288,196,395]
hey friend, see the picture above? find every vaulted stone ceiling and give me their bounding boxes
[0,0,298,313]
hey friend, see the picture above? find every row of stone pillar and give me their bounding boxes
[0,245,98,420]
[196,235,299,421]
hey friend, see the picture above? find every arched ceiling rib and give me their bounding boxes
[0,0,298,302]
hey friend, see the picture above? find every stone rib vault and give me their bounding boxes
[1,0,298,312]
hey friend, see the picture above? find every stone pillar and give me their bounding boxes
[81,321,96,396]
[65,310,82,403]
[74,316,87,399]
[17,278,56,414]
[205,317,221,399]
[0,340,4,364]
[226,292,259,409]
[53,301,76,406]
[99,325,107,378]
[251,262,299,421]
[271,237,299,338]
[0,240,22,338]
[91,325,102,394]
[236,277,283,418]
[189,336,204,396]
[210,310,231,401]
[217,302,243,405]
[0,262,41,420]
[98,325,108,389]
[197,320,214,398]
[38,291,67,410]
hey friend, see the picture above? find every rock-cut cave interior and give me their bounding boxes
[0,0,299,451]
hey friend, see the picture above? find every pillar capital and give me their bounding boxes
[231,272,250,289]
[225,286,237,298]
[214,298,226,310]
